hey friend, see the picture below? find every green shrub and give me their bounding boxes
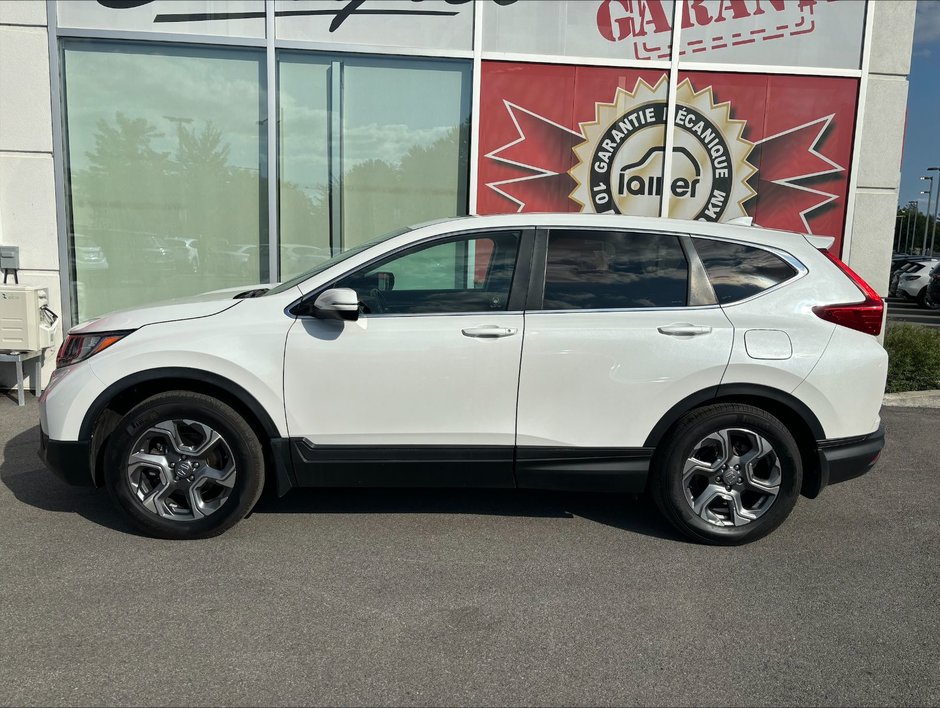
[884,324,940,393]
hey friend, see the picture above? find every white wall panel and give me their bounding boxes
[0,25,52,153]
[846,190,899,297]
[855,76,908,192]
[868,0,917,76]
[0,0,45,26]
[0,153,59,270]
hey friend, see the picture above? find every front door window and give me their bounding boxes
[333,231,520,315]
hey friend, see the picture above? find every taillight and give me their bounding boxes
[812,249,884,336]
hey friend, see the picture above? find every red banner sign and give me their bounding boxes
[477,61,858,251]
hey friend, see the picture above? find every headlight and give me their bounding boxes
[900,274,919,281]
[56,331,134,368]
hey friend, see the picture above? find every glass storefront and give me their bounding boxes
[278,54,470,279]
[62,41,267,321]
[53,0,869,324]
[62,38,471,319]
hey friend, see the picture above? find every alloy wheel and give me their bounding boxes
[682,427,782,527]
[126,419,236,521]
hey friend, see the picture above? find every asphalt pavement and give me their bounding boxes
[1,397,938,707]
[887,296,940,328]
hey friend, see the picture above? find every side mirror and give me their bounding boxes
[312,288,360,321]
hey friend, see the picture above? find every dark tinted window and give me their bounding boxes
[333,231,519,315]
[693,238,798,304]
[542,230,688,310]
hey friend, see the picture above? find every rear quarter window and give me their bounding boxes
[692,237,798,304]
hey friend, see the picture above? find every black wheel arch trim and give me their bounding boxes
[643,383,826,448]
[79,367,282,442]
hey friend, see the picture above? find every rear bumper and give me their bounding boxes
[896,281,923,299]
[38,429,94,486]
[814,424,885,493]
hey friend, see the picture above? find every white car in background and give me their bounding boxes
[38,214,888,544]
[894,258,940,308]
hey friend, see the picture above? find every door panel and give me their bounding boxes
[516,308,734,447]
[282,229,528,487]
[517,227,733,450]
[284,313,523,447]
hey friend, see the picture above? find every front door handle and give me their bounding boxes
[657,323,713,337]
[461,325,518,339]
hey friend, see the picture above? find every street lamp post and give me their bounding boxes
[920,192,931,254]
[921,176,934,255]
[906,200,918,254]
[928,167,940,256]
[895,214,904,252]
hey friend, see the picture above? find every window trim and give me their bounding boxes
[288,227,535,318]
[689,234,809,307]
[529,226,701,313]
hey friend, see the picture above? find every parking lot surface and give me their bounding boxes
[1,398,938,707]
[887,296,940,329]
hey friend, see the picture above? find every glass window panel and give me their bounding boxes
[543,230,688,310]
[692,238,797,304]
[341,59,471,248]
[335,232,520,315]
[278,57,332,279]
[62,41,266,322]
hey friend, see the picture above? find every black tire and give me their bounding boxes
[650,403,802,545]
[104,391,265,539]
[918,286,938,309]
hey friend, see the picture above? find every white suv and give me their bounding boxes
[38,215,888,544]
[894,258,940,308]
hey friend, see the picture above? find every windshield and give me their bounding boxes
[266,226,413,295]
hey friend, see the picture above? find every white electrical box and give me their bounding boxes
[0,285,58,353]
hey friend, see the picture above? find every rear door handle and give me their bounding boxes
[657,323,713,337]
[461,325,518,339]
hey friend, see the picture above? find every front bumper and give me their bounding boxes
[815,424,885,492]
[38,429,94,486]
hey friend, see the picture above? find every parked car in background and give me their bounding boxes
[162,237,201,273]
[210,243,270,279]
[85,230,176,281]
[281,243,331,277]
[39,215,887,545]
[925,262,940,310]
[72,234,109,272]
[889,256,934,293]
[894,258,940,307]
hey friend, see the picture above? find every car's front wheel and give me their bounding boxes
[650,403,802,545]
[104,391,265,539]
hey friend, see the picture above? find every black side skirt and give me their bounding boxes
[289,440,516,488]
[279,440,653,493]
[516,447,652,492]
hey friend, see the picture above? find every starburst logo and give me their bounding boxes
[569,77,756,221]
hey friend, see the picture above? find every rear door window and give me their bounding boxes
[541,230,688,310]
[692,237,798,305]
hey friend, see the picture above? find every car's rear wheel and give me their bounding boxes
[104,391,265,539]
[650,403,802,545]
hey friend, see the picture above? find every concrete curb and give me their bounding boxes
[883,390,940,408]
